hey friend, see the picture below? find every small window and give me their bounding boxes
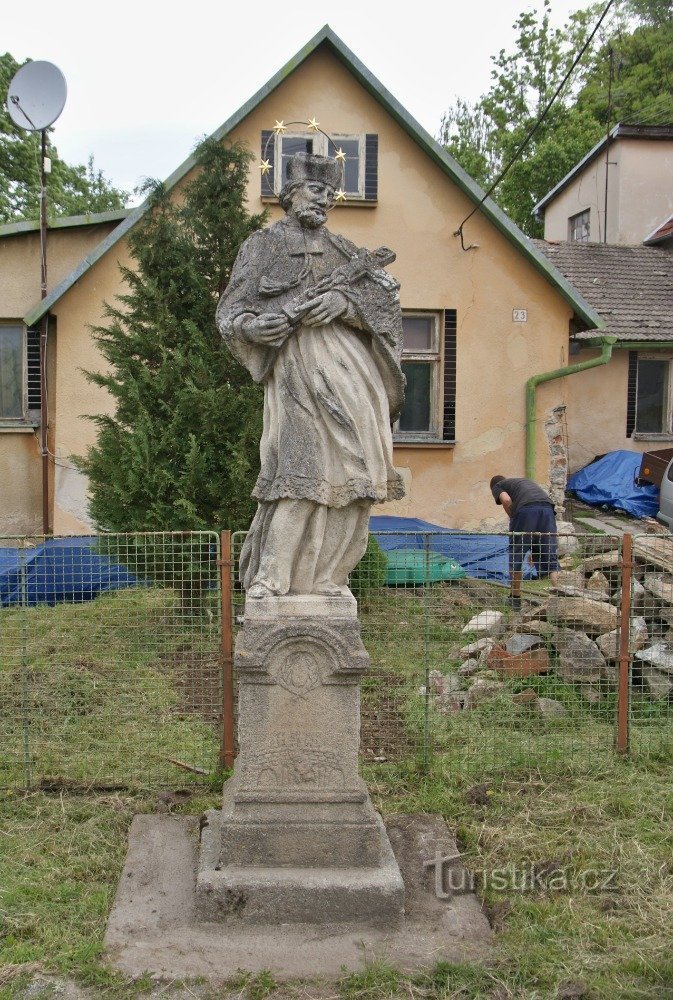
[636,355,673,434]
[272,132,366,199]
[0,324,25,419]
[395,313,441,439]
[279,134,315,187]
[568,209,590,243]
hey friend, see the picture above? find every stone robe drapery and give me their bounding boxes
[217,216,405,592]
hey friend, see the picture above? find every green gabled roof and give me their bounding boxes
[0,208,129,239]
[24,25,603,331]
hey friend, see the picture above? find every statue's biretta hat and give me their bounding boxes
[286,152,341,189]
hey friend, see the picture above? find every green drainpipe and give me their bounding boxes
[525,336,616,479]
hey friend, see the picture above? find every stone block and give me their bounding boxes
[195,593,404,926]
[196,810,404,927]
[553,628,611,683]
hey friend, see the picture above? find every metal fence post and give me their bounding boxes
[219,530,236,769]
[422,532,431,772]
[616,532,633,755]
[19,541,31,788]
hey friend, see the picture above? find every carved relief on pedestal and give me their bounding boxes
[236,618,370,685]
[243,735,345,789]
[269,642,324,698]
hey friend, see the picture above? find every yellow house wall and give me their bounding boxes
[0,222,120,536]
[49,243,133,534]
[48,46,575,534]
[565,348,672,474]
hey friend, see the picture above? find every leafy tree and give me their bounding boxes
[439,0,673,235]
[576,13,673,124]
[77,137,268,535]
[0,52,127,222]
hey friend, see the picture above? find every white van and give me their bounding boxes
[658,456,673,529]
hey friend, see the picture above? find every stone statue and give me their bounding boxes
[217,152,405,598]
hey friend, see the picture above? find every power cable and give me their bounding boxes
[454,0,616,250]
[619,100,673,126]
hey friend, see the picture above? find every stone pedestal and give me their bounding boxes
[195,592,404,926]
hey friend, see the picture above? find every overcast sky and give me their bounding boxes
[5,0,599,201]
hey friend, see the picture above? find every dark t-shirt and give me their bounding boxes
[491,477,553,518]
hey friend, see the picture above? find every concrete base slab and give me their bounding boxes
[196,809,404,926]
[105,813,492,982]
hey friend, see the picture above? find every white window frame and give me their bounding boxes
[0,321,28,424]
[634,352,673,437]
[274,132,366,200]
[568,209,590,243]
[393,311,443,442]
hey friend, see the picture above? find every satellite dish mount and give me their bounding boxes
[6,60,67,535]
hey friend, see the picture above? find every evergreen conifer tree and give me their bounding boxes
[78,138,267,533]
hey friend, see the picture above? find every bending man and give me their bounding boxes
[490,474,560,609]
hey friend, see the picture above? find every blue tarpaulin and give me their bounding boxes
[369,515,528,583]
[567,450,659,520]
[0,537,138,607]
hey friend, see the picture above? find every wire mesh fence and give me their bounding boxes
[232,526,672,777]
[0,532,224,790]
[2,526,672,792]
[345,528,625,778]
[628,532,673,759]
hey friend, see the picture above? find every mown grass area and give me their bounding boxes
[2,752,672,999]
[0,587,222,789]
[1,581,673,997]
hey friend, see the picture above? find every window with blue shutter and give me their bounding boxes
[261,131,377,202]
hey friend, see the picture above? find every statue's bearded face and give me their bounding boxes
[289,181,334,228]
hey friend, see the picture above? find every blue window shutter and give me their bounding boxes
[364,134,378,202]
[443,310,457,441]
[261,130,275,197]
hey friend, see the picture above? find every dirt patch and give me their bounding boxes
[483,899,512,932]
[360,668,417,761]
[157,650,223,729]
[439,577,508,613]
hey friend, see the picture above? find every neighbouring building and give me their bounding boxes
[0,210,128,535]
[535,240,673,473]
[533,121,673,474]
[0,26,604,537]
[534,124,673,247]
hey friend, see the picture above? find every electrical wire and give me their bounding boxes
[619,99,673,126]
[454,0,616,250]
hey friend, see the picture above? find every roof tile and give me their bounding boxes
[533,241,673,342]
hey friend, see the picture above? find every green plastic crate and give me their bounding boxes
[384,548,467,585]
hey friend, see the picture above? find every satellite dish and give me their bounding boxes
[7,61,67,132]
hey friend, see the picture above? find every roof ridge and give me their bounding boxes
[24,25,602,332]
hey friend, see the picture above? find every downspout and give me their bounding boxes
[525,336,616,479]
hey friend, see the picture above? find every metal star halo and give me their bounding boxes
[260,119,346,205]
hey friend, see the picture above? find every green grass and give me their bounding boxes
[1,581,673,998]
[2,753,673,998]
[0,588,221,789]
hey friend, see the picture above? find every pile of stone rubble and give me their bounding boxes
[420,533,673,716]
